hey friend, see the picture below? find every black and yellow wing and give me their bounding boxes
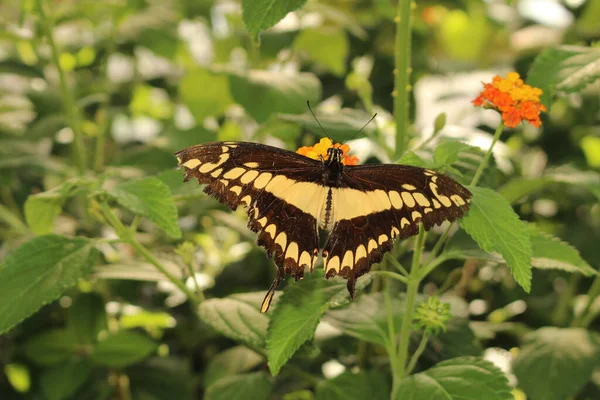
[176,142,326,312]
[322,164,471,296]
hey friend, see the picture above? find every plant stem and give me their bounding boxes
[385,253,410,276]
[372,270,409,285]
[385,276,400,378]
[393,0,413,158]
[572,274,600,328]
[0,203,29,235]
[471,122,504,186]
[394,225,426,387]
[406,332,430,375]
[99,202,200,310]
[36,0,87,175]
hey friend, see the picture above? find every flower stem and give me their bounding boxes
[406,332,430,375]
[99,201,200,310]
[372,270,409,285]
[393,225,426,392]
[35,0,86,175]
[572,274,600,328]
[471,122,504,186]
[393,0,413,158]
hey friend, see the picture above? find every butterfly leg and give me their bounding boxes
[260,266,285,313]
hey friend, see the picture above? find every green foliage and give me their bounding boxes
[395,357,513,400]
[528,46,600,108]
[315,371,389,400]
[90,330,157,368]
[294,28,349,77]
[513,328,600,400]
[0,235,98,334]
[40,360,92,400]
[108,177,182,238]
[205,372,272,400]
[242,0,308,38]
[460,186,533,292]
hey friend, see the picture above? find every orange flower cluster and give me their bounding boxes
[472,72,546,128]
[297,138,359,165]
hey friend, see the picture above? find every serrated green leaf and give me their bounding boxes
[242,0,307,37]
[459,186,532,292]
[316,371,389,400]
[294,28,349,77]
[204,346,264,388]
[69,292,107,344]
[228,70,321,123]
[513,328,600,400]
[497,178,552,204]
[527,224,596,275]
[205,372,272,400]
[266,272,354,375]
[423,318,483,363]
[179,68,232,122]
[394,357,512,400]
[22,329,78,366]
[0,235,98,334]
[199,294,269,351]
[108,177,181,238]
[279,108,375,142]
[90,330,157,368]
[528,45,600,108]
[40,359,92,400]
[396,151,433,168]
[322,293,403,346]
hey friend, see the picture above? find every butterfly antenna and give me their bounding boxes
[343,112,378,144]
[307,100,332,141]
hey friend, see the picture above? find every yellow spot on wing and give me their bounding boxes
[223,167,246,180]
[244,162,259,168]
[378,234,388,245]
[368,239,378,252]
[402,184,416,191]
[299,251,312,267]
[257,217,267,227]
[275,232,287,249]
[211,168,223,178]
[451,194,465,206]
[411,211,422,221]
[341,250,354,269]
[401,192,416,207]
[240,170,260,184]
[253,173,272,189]
[391,227,399,237]
[182,159,201,169]
[401,217,410,228]
[199,153,229,173]
[265,224,276,238]
[327,256,340,273]
[389,191,403,209]
[412,192,431,207]
[230,186,242,196]
[241,195,252,206]
[355,245,367,261]
[219,179,229,186]
[285,242,299,261]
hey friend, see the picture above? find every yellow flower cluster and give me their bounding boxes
[296,138,359,165]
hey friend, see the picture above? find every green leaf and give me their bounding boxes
[68,292,107,344]
[266,272,356,375]
[90,330,157,368]
[22,329,77,366]
[40,359,92,400]
[179,68,232,122]
[0,235,98,334]
[205,372,272,400]
[24,179,84,234]
[204,346,264,388]
[433,140,475,167]
[242,0,308,38]
[108,177,182,238]
[459,186,532,292]
[228,70,321,123]
[528,45,600,108]
[278,108,375,142]
[316,371,389,400]
[424,318,483,363]
[396,151,433,168]
[294,28,349,77]
[497,178,552,204]
[527,224,596,276]
[199,293,269,351]
[513,328,600,400]
[322,293,403,346]
[395,357,512,400]
[128,358,195,400]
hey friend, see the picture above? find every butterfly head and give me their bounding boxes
[325,147,344,166]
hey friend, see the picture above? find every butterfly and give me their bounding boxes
[176,140,471,312]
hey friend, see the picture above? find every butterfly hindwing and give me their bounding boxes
[322,164,472,294]
[176,142,325,311]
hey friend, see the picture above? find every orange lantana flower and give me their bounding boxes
[472,72,546,128]
[297,138,359,166]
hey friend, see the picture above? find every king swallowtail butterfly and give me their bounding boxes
[176,141,471,313]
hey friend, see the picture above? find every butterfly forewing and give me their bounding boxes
[176,142,325,312]
[322,164,472,296]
